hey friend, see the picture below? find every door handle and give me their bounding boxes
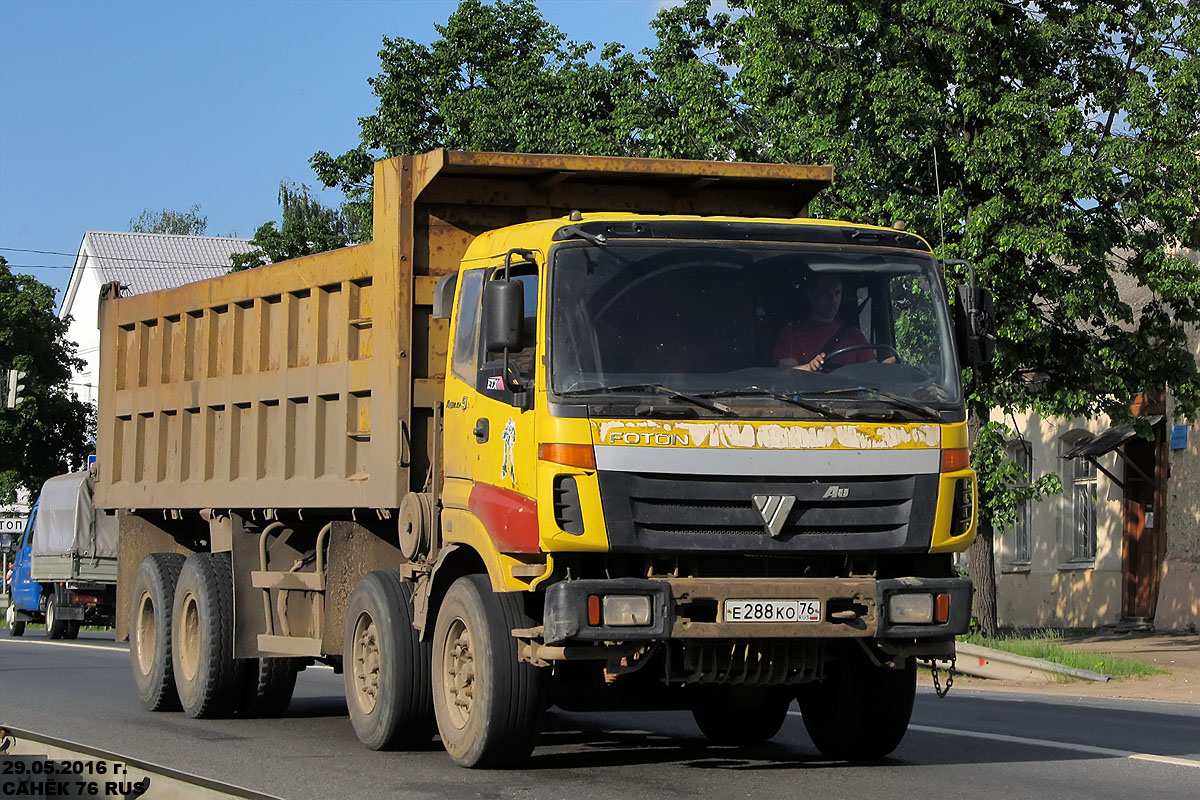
[473,418,490,443]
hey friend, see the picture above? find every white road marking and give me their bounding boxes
[0,636,125,653]
[787,712,1200,768]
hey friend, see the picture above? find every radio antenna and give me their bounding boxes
[933,145,947,259]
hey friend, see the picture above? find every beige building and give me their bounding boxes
[995,271,1199,632]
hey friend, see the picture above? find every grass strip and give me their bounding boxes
[960,630,1167,678]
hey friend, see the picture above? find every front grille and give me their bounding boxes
[598,471,937,553]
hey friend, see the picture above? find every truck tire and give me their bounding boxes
[6,602,25,637]
[46,595,69,639]
[693,693,791,745]
[431,574,546,768]
[130,553,186,711]
[63,621,80,639]
[797,651,916,760]
[343,571,435,749]
[240,657,299,718]
[172,552,243,719]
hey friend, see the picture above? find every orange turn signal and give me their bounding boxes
[941,448,970,472]
[538,443,596,470]
[935,593,951,623]
[587,594,602,626]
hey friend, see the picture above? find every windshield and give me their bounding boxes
[548,240,961,412]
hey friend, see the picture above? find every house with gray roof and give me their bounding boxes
[59,232,257,404]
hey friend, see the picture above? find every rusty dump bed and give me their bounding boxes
[94,150,833,513]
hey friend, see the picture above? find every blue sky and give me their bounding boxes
[0,0,669,301]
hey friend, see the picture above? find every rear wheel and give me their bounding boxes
[172,552,243,718]
[46,595,69,639]
[240,657,299,718]
[432,574,546,768]
[693,692,791,745]
[130,553,186,711]
[63,620,80,639]
[798,651,916,760]
[6,602,25,637]
[344,571,435,749]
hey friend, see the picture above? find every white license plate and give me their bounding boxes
[723,599,822,623]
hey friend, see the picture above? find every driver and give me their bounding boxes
[774,274,873,371]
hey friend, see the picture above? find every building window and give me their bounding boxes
[1006,439,1032,565]
[1060,433,1097,563]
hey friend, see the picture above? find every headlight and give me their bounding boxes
[889,593,934,624]
[593,594,652,626]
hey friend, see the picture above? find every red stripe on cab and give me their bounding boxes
[468,482,541,553]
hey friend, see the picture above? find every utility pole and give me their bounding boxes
[6,369,26,408]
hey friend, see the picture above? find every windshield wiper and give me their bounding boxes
[557,225,608,247]
[702,386,845,420]
[559,383,736,416]
[809,387,942,421]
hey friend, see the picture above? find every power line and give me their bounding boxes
[0,244,252,271]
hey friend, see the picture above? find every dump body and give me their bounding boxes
[95,151,832,514]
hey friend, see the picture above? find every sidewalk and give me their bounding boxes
[922,630,1200,704]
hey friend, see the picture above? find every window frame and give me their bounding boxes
[1058,432,1098,566]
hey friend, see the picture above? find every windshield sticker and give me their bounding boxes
[501,418,517,485]
[486,376,504,391]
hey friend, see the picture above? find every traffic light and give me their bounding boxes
[6,369,26,408]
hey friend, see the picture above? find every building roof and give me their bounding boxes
[60,231,257,316]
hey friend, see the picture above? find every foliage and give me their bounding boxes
[230,182,368,270]
[129,204,208,236]
[973,421,1062,532]
[959,629,1168,678]
[0,257,95,504]
[308,0,744,236]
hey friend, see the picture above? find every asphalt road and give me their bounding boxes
[2,631,1198,800]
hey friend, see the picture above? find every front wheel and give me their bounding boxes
[432,574,546,768]
[798,651,916,760]
[6,602,25,637]
[46,595,69,639]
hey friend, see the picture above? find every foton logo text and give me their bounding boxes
[607,432,690,446]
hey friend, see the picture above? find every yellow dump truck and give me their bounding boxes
[96,150,983,768]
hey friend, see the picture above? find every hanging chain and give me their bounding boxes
[931,656,957,699]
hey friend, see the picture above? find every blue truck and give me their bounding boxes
[5,471,117,638]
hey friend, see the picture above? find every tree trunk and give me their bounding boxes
[967,399,999,637]
[969,516,998,637]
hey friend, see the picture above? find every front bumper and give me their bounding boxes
[542,575,972,645]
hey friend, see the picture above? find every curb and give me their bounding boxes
[924,642,1111,683]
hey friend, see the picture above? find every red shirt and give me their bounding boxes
[774,319,871,367]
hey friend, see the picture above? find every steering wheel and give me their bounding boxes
[822,343,901,368]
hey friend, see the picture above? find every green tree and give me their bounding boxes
[309,0,743,237]
[129,204,208,235]
[674,0,1200,633]
[230,181,368,270]
[0,256,95,504]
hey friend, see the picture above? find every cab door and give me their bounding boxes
[10,504,40,611]
[465,260,542,553]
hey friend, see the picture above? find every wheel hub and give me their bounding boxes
[178,591,201,681]
[441,618,474,729]
[351,612,381,714]
[135,592,157,675]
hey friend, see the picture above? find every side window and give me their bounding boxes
[451,269,486,384]
[477,269,539,403]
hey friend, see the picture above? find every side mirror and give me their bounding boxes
[954,284,996,366]
[483,278,524,354]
